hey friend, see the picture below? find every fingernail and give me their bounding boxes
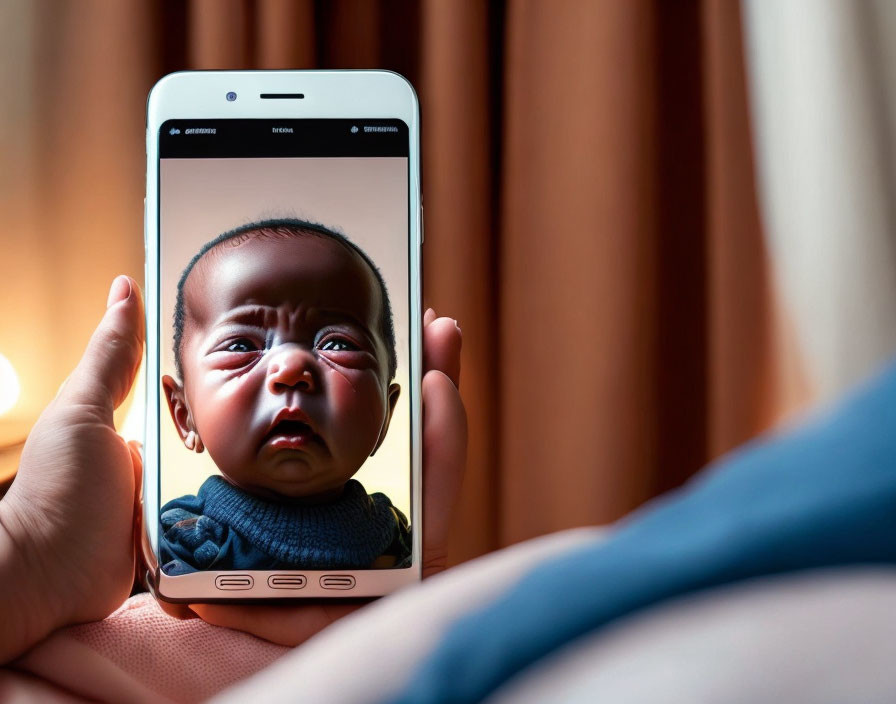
[453,319,462,335]
[107,275,132,308]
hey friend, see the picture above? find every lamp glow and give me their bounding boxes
[0,352,21,417]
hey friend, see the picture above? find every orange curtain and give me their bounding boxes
[1,0,802,560]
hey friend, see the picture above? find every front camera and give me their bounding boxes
[226,91,237,102]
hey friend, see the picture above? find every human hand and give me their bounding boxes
[0,276,144,662]
[189,308,466,645]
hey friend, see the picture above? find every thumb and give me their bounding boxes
[60,275,145,417]
[422,369,467,578]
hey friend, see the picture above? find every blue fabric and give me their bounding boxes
[390,361,896,703]
[160,476,411,575]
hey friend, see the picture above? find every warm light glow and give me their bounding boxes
[121,356,145,442]
[0,352,21,416]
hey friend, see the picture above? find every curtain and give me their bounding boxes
[482,0,806,550]
[743,0,896,404]
[0,0,804,562]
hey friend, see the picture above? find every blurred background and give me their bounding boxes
[2,0,895,567]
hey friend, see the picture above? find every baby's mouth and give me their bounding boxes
[262,419,326,451]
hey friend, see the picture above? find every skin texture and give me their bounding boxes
[163,235,400,502]
[0,277,465,662]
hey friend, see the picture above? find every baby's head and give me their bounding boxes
[162,219,400,503]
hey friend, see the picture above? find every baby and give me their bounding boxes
[159,219,410,575]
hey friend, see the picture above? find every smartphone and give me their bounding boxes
[142,71,422,606]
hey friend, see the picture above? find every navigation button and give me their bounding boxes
[268,574,306,590]
[320,575,355,590]
[215,575,253,590]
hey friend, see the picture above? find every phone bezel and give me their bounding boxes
[144,70,423,602]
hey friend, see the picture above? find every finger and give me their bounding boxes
[62,276,145,417]
[189,602,361,647]
[423,317,462,388]
[423,307,436,326]
[422,369,467,578]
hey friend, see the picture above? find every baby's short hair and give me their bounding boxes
[173,218,397,381]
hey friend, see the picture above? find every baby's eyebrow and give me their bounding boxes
[310,308,370,331]
[213,306,271,328]
[212,305,374,337]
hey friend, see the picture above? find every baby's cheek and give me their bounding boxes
[323,368,386,442]
[194,372,261,456]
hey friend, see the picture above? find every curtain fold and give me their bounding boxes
[1,0,799,559]
[499,0,660,544]
[421,1,499,558]
[703,0,781,457]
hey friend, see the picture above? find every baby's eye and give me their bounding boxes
[225,338,260,353]
[318,337,359,352]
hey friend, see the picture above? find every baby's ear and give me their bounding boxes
[162,374,200,449]
[371,383,401,456]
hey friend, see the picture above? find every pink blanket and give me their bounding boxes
[5,530,599,703]
[12,593,288,703]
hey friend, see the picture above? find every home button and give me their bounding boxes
[320,575,355,590]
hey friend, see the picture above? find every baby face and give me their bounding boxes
[164,234,399,502]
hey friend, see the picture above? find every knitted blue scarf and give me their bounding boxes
[160,476,401,571]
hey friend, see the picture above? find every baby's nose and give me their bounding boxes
[266,344,317,394]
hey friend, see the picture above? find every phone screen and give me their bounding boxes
[156,119,412,576]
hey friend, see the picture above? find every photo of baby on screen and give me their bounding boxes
[159,219,410,575]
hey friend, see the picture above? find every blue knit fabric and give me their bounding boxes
[160,477,411,575]
[390,360,896,703]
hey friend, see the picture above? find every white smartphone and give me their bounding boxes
[142,70,422,607]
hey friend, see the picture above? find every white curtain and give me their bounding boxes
[743,0,896,404]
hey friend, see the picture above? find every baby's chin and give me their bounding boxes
[221,463,354,505]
